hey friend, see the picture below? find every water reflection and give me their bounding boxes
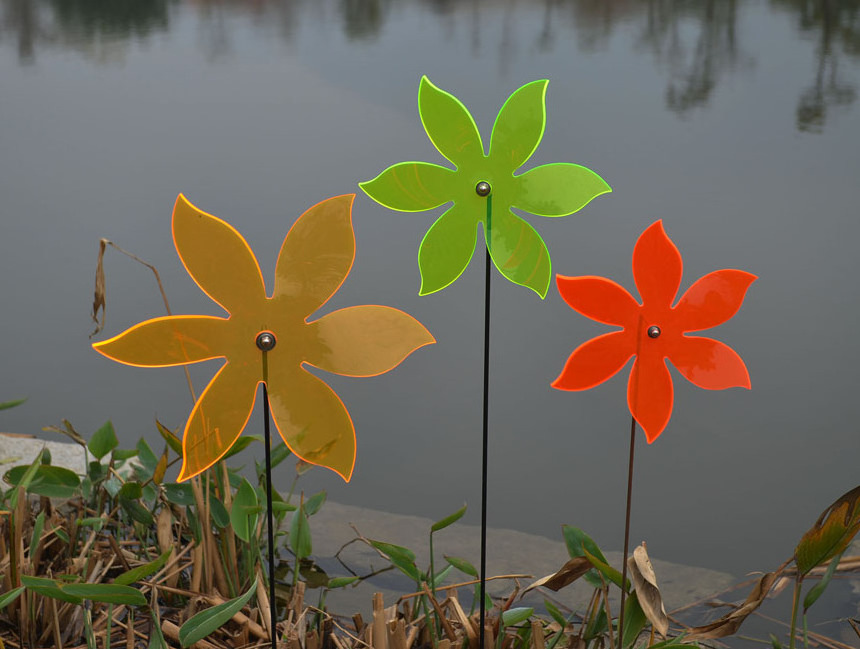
[2,0,858,131]
[772,0,860,132]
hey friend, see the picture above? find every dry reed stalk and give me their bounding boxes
[446,593,477,647]
[420,585,456,642]
[256,565,273,640]
[387,619,408,649]
[371,594,387,649]
[161,620,220,649]
[530,620,545,649]
[50,597,63,649]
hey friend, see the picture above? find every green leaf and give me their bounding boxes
[445,555,478,578]
[114,550,172,586]
[289,505,312,559]
[112,449,139,462]
[179,578,257,647]
[210,498,230,529]
[222,435,260,461]
[270,441,291,468]
[55,528,70,544]
[489,79,547,171]
[78,517,106,530]
[0,397,27,411]
[230,478,259,543]
[418,205,480,296]
[562,526,609,589]
[514,163,611,217]
[88,421,118,460]
[163,483,195,506]
[304,490,327,516]
[21,575,83,604]
[156,419,183,456]
[432,564,454,586]
[370,540,421,582]
[121,498,154,526]
[431,504,467,532]
[63,583,147,605]
[272,501,297,513]
[359,162,454,212]
[119,482,143,500]
[544,600,567,628]
[418,75,483,167]
[769,633,784,649]
[327,576,360,589]
[0,586,24,609]
[6,449,43,509]
[29,511,45,559]
[88,460,107,483]
[582,548,629,592]
[620,592,647,648]
[501,607,534,627]
[5,464,80,499]
[136,439,159,474]
[487,209,551,298]
[803,551,842,612]
[795,485,860,576]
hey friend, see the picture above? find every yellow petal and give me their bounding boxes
[305,306,435,377]
[272,195,355,319]
[266,365,356,482]
[173,194,267,314]
[93,316,229,367]
[177,362,260,481]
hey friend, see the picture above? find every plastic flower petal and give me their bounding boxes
[360,76,611,298]
[553,221,756,443]
[93,194,435,482]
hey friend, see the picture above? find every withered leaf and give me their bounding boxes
[687,571,779,640]
[522,556,593,596]
[90,239,108,338]
[627,543,668,637]
[795,484,860,577]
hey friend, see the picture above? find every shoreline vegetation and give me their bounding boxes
[2,428,859,649]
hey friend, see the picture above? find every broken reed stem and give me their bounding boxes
[618,415,637,644]
[96,239,196,403]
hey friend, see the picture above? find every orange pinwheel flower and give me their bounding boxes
[93,194,434,482]
[552,220,756,442]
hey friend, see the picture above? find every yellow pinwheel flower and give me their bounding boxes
[93,194,435,482]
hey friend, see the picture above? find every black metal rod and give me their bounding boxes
[262,384,278,648]
[479,195,493,649]
[618,415,637,644]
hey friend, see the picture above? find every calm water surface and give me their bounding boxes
[2,0,860,583]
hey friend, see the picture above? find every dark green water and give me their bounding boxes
[1,0,860,590]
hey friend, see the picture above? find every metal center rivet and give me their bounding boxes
[475,181,491,197]
[256,331,277,351]
[647,325,661,339]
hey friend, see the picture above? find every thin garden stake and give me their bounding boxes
[262,384,278,647]
[618,414,637,643]
[479,189,493,649]
[258,333,279,649]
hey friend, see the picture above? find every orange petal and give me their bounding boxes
[172,194,267,314]
[177,362,260,481]
[272,195,356,319]
[305,306,435,377]
[627,352,674,443]
[673,270,757,333]
[555,275,640,326]
[552,331,635,391]
[266,365,356,482]
[632,221,682,309]
[669,336,751,390]
[93,316,229,367]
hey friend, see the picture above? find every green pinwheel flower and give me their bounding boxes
[360,76,611,298]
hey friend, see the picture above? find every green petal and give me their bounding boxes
[489,80,548,171]
[418,76,484,168]
[513,163,611,217]
[486,209,551,298]
[359,162,455,212]
[418,204,480,295]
